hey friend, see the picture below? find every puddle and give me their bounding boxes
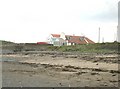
[60,71,77,74]
[96,55,118,58]
[0,58,17,62]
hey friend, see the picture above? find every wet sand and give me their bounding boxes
[2,51,120,87]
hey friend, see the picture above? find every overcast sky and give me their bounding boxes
[0,0,119,43]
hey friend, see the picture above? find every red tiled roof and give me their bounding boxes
[52,34,72,38]
[51,34,95,44]
[84,37,95,44]
[51,34,60,37]
[68,36,86,44]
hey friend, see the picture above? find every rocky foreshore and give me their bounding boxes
[2,51,119,87]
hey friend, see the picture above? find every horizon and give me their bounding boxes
[0,0,119,43]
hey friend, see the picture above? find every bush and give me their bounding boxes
[14,44,24,52]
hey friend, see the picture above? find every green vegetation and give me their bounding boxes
[47,42,119,53]
[0,40,15,45]
[1,40,120,53]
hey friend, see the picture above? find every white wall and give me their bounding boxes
[46,34,54,44]
[66,40,71,46]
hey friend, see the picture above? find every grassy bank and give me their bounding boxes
[1,40,119,53]
[47,42,119,53]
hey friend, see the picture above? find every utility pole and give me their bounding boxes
[98,27,100,43]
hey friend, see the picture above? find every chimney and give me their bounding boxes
[60,32,66,40]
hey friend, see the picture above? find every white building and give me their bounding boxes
[47,33,95,46]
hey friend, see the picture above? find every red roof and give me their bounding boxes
[84,37,95,44]
[67,36,95,44]
[51,34,60,37]
[51,34,95,44]
[37,42,48,44]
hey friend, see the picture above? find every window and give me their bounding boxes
[80,37,84,41]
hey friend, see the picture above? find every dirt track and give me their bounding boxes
[2,51,120,87]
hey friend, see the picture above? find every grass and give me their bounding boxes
[1,40,120,53]
[47,42,119,53]
[0,40,15,45]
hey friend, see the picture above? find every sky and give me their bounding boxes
[0,0,119,43]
